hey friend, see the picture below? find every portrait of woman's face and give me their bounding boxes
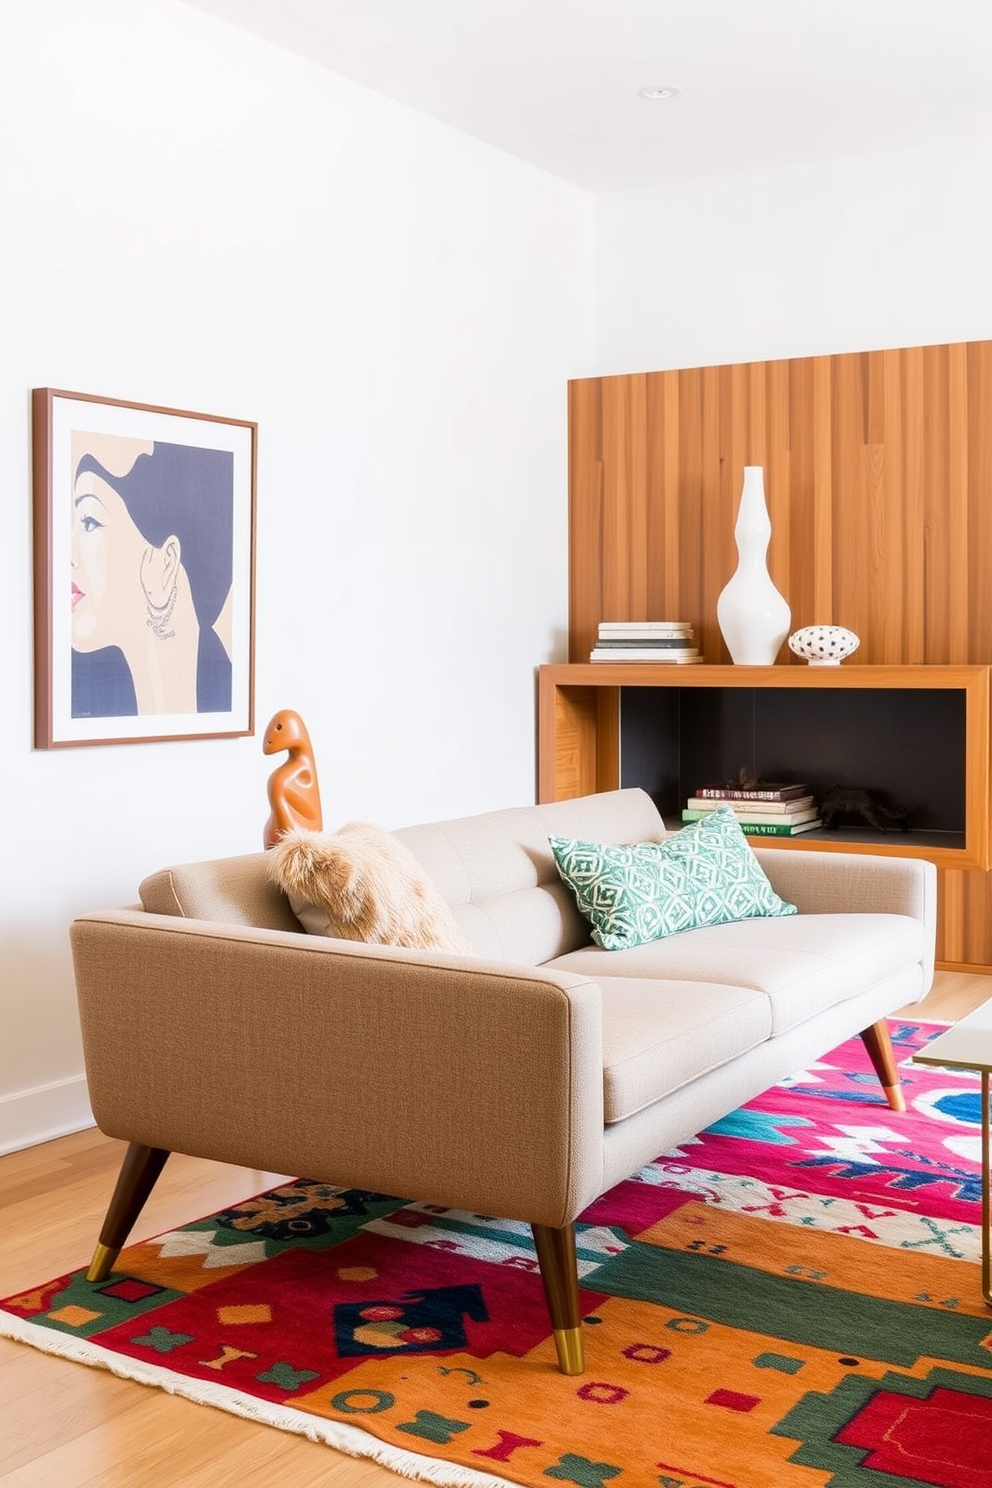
[70,469,149,653]
[39,391,252,745]
[67,432,237,722]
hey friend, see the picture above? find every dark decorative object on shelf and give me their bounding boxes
[819,786,910,833]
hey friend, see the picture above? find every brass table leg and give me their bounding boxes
[86,1143,171,1282]
[531,1223,585,1375]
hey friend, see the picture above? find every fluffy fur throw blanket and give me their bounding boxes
[269,821,472,954]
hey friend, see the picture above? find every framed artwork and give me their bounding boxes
[32,388,257,748]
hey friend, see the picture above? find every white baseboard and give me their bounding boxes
[0,1075,95,1156]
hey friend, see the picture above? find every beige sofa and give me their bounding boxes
[69,787,936,1375]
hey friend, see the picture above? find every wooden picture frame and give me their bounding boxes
[32,388,256,748]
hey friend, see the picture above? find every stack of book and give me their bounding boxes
[683,781,822,836]
[590,620,702,664]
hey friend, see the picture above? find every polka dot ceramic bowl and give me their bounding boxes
[788,625,860,666]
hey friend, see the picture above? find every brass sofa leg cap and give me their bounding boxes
[86,1243,118,1283]
[553,1326,584,1375]
[884,1084,906,1113]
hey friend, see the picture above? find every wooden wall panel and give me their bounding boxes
[567,340,992,970]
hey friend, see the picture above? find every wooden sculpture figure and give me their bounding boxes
[263,709,323,848]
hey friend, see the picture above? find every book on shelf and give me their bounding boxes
[682,805,820,827]
[594,633,696,645]
[684,794,815,815]
[735,818,823,837]
[598,621,692,636]
[696,782,810,802]
[589,648,703,663]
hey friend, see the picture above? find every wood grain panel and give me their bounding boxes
[787,359,816,630]
[566,378,603,662]
[923,343,950,661]
[901,346,927,660]
[657,373,682,619]
[567,339,992,970]
[968,344,992,662]
[947,343,970,660]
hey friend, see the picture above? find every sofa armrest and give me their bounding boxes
[69,911,606,1229]
[751,847,937,986]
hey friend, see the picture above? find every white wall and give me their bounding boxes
[595,137,992,373]
[0,0,595,1151]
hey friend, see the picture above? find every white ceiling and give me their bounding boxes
[184,0,992,194]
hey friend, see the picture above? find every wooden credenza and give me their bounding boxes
[538,664,992,894]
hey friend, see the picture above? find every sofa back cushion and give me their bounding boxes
[138,788,667,966]
[140,852,303,932]
[395,788,666,963]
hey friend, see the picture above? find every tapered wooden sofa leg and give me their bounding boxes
[531,1221,584,1375]
[86,1142,171,1282]
[860,1019,906,1112]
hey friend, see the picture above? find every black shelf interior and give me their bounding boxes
[619,686,966,840]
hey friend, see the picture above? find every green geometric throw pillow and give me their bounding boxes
[549,805,797,951]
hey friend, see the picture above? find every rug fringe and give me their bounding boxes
[0,1313,512,1488]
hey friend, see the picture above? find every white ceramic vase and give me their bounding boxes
[716,466,791,665]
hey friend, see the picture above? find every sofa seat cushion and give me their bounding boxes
[598,977,771,1123]
[549,912,926,1036]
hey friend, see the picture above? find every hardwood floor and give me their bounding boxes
[1,970,988,1486]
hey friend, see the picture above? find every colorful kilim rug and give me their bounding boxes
[2,1019,991,1488]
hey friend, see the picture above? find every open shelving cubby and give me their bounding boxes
[537,663,992,871]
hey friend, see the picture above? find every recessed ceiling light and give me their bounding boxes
[639,85,680,100]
